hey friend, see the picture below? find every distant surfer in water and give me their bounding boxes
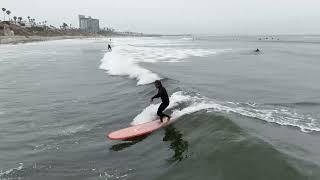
[255,48,260,52]
[108,44,112,51]
[150,80,171,123]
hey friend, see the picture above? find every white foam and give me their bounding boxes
[181,37,193,40]
[0,163,24,177]
[131,91,320,133]
[131,95,225,125]
[99,48,161,85]
[171,103,217,118]
[99,37,224,85]
[131,91,194,125]
[59,124,89,136]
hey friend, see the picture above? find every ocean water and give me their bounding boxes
[1,35,320,180]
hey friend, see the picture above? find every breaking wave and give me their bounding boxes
[99,37,225,85]
[131,91,319,133]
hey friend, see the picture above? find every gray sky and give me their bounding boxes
[2,0,320,34]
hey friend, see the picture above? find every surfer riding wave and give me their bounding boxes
[150,80,171,122]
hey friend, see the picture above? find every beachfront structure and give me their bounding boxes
[78,15,99,33]
[21,21,32,28]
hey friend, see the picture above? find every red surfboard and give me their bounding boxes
[108,118,171,140]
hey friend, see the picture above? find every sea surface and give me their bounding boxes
[1,35,320,180]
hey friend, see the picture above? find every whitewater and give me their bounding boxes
[99,37,224,85]
[99,37,319,133]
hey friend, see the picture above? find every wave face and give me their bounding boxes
[99,37,226,85]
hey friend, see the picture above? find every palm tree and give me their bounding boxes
[62,22,68,30]
[18,17,22,22]
[2,8,6,21]
[6,10,11,21]
[13,16,17,24]
[27,16,30,22]
[29,18,35,26]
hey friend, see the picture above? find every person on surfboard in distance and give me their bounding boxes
[150,80,171,123]
[108,44,112,51]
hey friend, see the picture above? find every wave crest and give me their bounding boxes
[99,37,223,85]
[132,91,319,133]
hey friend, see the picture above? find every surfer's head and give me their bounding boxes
[154,80,162,88]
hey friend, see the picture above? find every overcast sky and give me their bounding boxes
[2,0,320,34]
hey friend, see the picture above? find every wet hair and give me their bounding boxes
[154,80,162,86]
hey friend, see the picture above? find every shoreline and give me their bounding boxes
[0,34,163,45]
[0,35,105,45]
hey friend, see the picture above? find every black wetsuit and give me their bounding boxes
[152,86,170,122]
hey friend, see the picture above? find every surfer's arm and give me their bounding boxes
[152,93,160,99]
[152,88,163,100]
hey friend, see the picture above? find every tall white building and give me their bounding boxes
[79,15,99,33]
